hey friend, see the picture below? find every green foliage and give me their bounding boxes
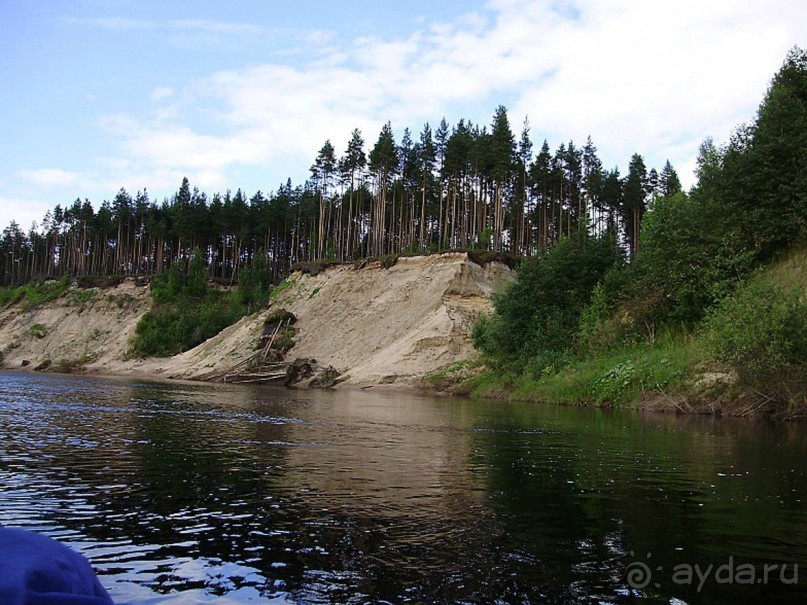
[594,361,637,403]
[738,46,807,256]
[471,335,701,407]
[0,276,71,309]
[575,266,639,350]
[633,191,754,324]
[131,295,245,358]
[107,293,135,309]
[272,329,296,353]
[29,324,47,339]
[577,283,609,346]
[131,249,254,358]
[423,359,484,394]
[473,230,620,371]
[704,277,807,387]
[0,286,23,307]
[378,253,399,269]
[238,250,273,308]
[151,249,209,303]
[69,288,98,306]
[475,226,493,250]
[51,349,95,374]
[626,47,806,328]
[269,276,296,300]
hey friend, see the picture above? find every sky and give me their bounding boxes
[1,0,805,232]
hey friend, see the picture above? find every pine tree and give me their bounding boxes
[623,153,649,259]
[418,123,436,248]
[368,122,398,256]
[489,106,516,251]
[339,129,367,260]
[659,160,682,197]
[310,140,337,259]
[515,117,533,254]
[583,136,605,235]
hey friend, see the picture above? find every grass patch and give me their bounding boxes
[423,359,485,395]
[29,324,47,339]
[0,276,71,309]
[471,333,703,408]
[107,292,135,309]
[269,276,296,301]
[69,288,98,306]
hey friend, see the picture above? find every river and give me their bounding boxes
[0,371,804,604]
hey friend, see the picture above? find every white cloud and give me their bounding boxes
[67,0,807,198]
[88,17,154,30]
[18,168,79,189]
[150,87,174,101]
[0,197,56,232]
[169,19,261,36]
[77,16,261,35]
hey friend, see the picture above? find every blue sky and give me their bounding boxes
[2,0,805,232]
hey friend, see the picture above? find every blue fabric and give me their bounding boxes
[0,527,114,605]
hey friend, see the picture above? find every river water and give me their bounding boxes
[0,371,805,604]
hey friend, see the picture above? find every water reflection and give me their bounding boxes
[0,371,805,604]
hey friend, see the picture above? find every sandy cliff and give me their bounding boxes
[0,253,511,388]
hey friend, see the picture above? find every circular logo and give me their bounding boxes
[626,559,653,589]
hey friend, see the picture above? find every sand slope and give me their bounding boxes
[0,253,511,387]
[272,253,512,386]
[0,280,151,374]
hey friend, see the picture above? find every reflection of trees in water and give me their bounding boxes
[5,373,807,603]
[476,403,807,602]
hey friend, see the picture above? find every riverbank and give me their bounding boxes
[424,336,807,421]
[437,241,807,420]
[2,249,803,420]
[0,252,512,389]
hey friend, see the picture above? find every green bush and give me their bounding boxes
[0,276,72,309]
[237,250,273,308]
[130,249,254,358]
[108,293,135,309]
[704,278,807,386]
[29,324,47,339]
[472,230,620,372]
[0,286,24,307]
[70,289,98,306]
[130,293,246,358]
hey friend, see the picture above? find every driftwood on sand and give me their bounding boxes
[195,310,341,388]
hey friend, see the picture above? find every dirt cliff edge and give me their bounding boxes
[0,253,511,388]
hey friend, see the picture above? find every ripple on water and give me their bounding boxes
[2,371,807,604]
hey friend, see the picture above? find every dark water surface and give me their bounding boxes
[0,371,805,604]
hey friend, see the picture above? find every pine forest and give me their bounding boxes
[0,105,681,287]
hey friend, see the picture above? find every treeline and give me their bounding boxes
[0,107,681,287]
[471,47,807,409]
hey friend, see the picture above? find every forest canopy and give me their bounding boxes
[2,103,680,287]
